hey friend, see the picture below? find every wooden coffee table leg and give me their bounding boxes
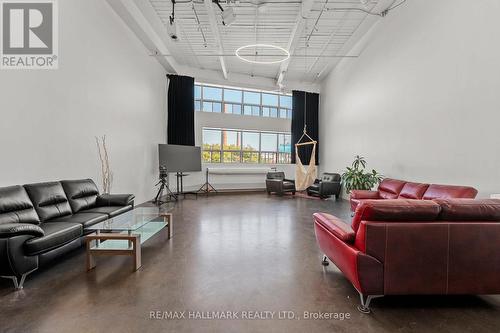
[86,239,96,271]
[163,213,173,239]
[85,233,141,272]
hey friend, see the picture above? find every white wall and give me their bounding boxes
[0,0,167,203]
[319,0,500,198]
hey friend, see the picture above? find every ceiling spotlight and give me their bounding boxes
[167,0,180,41]
[213,0,237,26]
[221,7,236,26]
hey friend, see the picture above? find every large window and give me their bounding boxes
[202,128,291,164]
[195,83,292,119]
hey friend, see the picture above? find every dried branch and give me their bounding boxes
[95,135,113,193]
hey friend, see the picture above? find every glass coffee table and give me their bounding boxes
[85,207,173,272]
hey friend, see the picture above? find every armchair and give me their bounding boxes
[266,172,296,196]
[307,173,341,199]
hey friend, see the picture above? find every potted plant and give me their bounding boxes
[342,155,383,194]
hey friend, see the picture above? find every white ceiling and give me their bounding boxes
[108,0,397,90]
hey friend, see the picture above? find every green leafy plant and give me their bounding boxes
[342,155,383,194]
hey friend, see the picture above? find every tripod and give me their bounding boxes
[198,168,217,195]
[153,173,178,205]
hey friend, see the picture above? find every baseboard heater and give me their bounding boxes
[207,168,272,175]
[205,168,272,191]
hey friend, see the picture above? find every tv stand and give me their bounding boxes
[175,172,198,198]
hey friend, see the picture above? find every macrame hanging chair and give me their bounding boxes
[295,98,318,191]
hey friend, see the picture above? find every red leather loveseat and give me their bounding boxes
[350,178,477,211]
[313,199,500,313]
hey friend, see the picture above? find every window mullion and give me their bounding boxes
[241,131,244,163]
[259,91,262,117]
[276,134,279,164]
[258,131,261,164]
[220,129,223,163]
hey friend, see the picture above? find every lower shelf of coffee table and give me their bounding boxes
[90,221,167,250]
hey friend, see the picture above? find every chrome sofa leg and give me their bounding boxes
[1,268,36,290]
[357,293,383,314]
[1,276,20,289]
[321,255,329,266]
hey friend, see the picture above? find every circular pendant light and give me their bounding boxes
[235,44,290,65]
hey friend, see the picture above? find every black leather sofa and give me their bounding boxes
[0,179,134,289]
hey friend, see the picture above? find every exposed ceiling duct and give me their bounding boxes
[143,0,408,86]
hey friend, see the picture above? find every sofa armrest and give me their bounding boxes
[0,235,39,278]
[266,179,283,192]
[350,190,380,200]
[0,223,44,238]
[96,194,135,207]
[313,213,355,243]
[284,178,295,184]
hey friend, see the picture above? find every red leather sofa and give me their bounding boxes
[350,178,478,211]
[313,199,500,313]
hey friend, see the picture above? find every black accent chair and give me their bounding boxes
[0,179,134,290]
[307,173,342,199]
[266,172,296,196]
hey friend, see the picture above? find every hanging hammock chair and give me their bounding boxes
[294,36,318,191]
[295,126,317,191]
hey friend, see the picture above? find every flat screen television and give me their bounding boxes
[158,144,202,172]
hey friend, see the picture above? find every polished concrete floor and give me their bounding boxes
[1,193,500,333]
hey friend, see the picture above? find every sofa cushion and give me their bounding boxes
[378,179,406,199]
[81,205,133,218]
[61,179,99,213]
[0,185,40,225]
[398,182,430,199]
[423,184,478,200]
[24,222,82,255]
[308,183,320,193]
[435,199,500,221]
[24,182,72,221]
[50,212,108,228]
[282,181,295,191]
[313,213,355,243]
[352,199,441,232]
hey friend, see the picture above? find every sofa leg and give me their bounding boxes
[357,293,383,314]
[1,269,36,290]
[321,255,329,266]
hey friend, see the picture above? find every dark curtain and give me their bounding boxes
[291,90,319,165]
[167,74,195,146]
